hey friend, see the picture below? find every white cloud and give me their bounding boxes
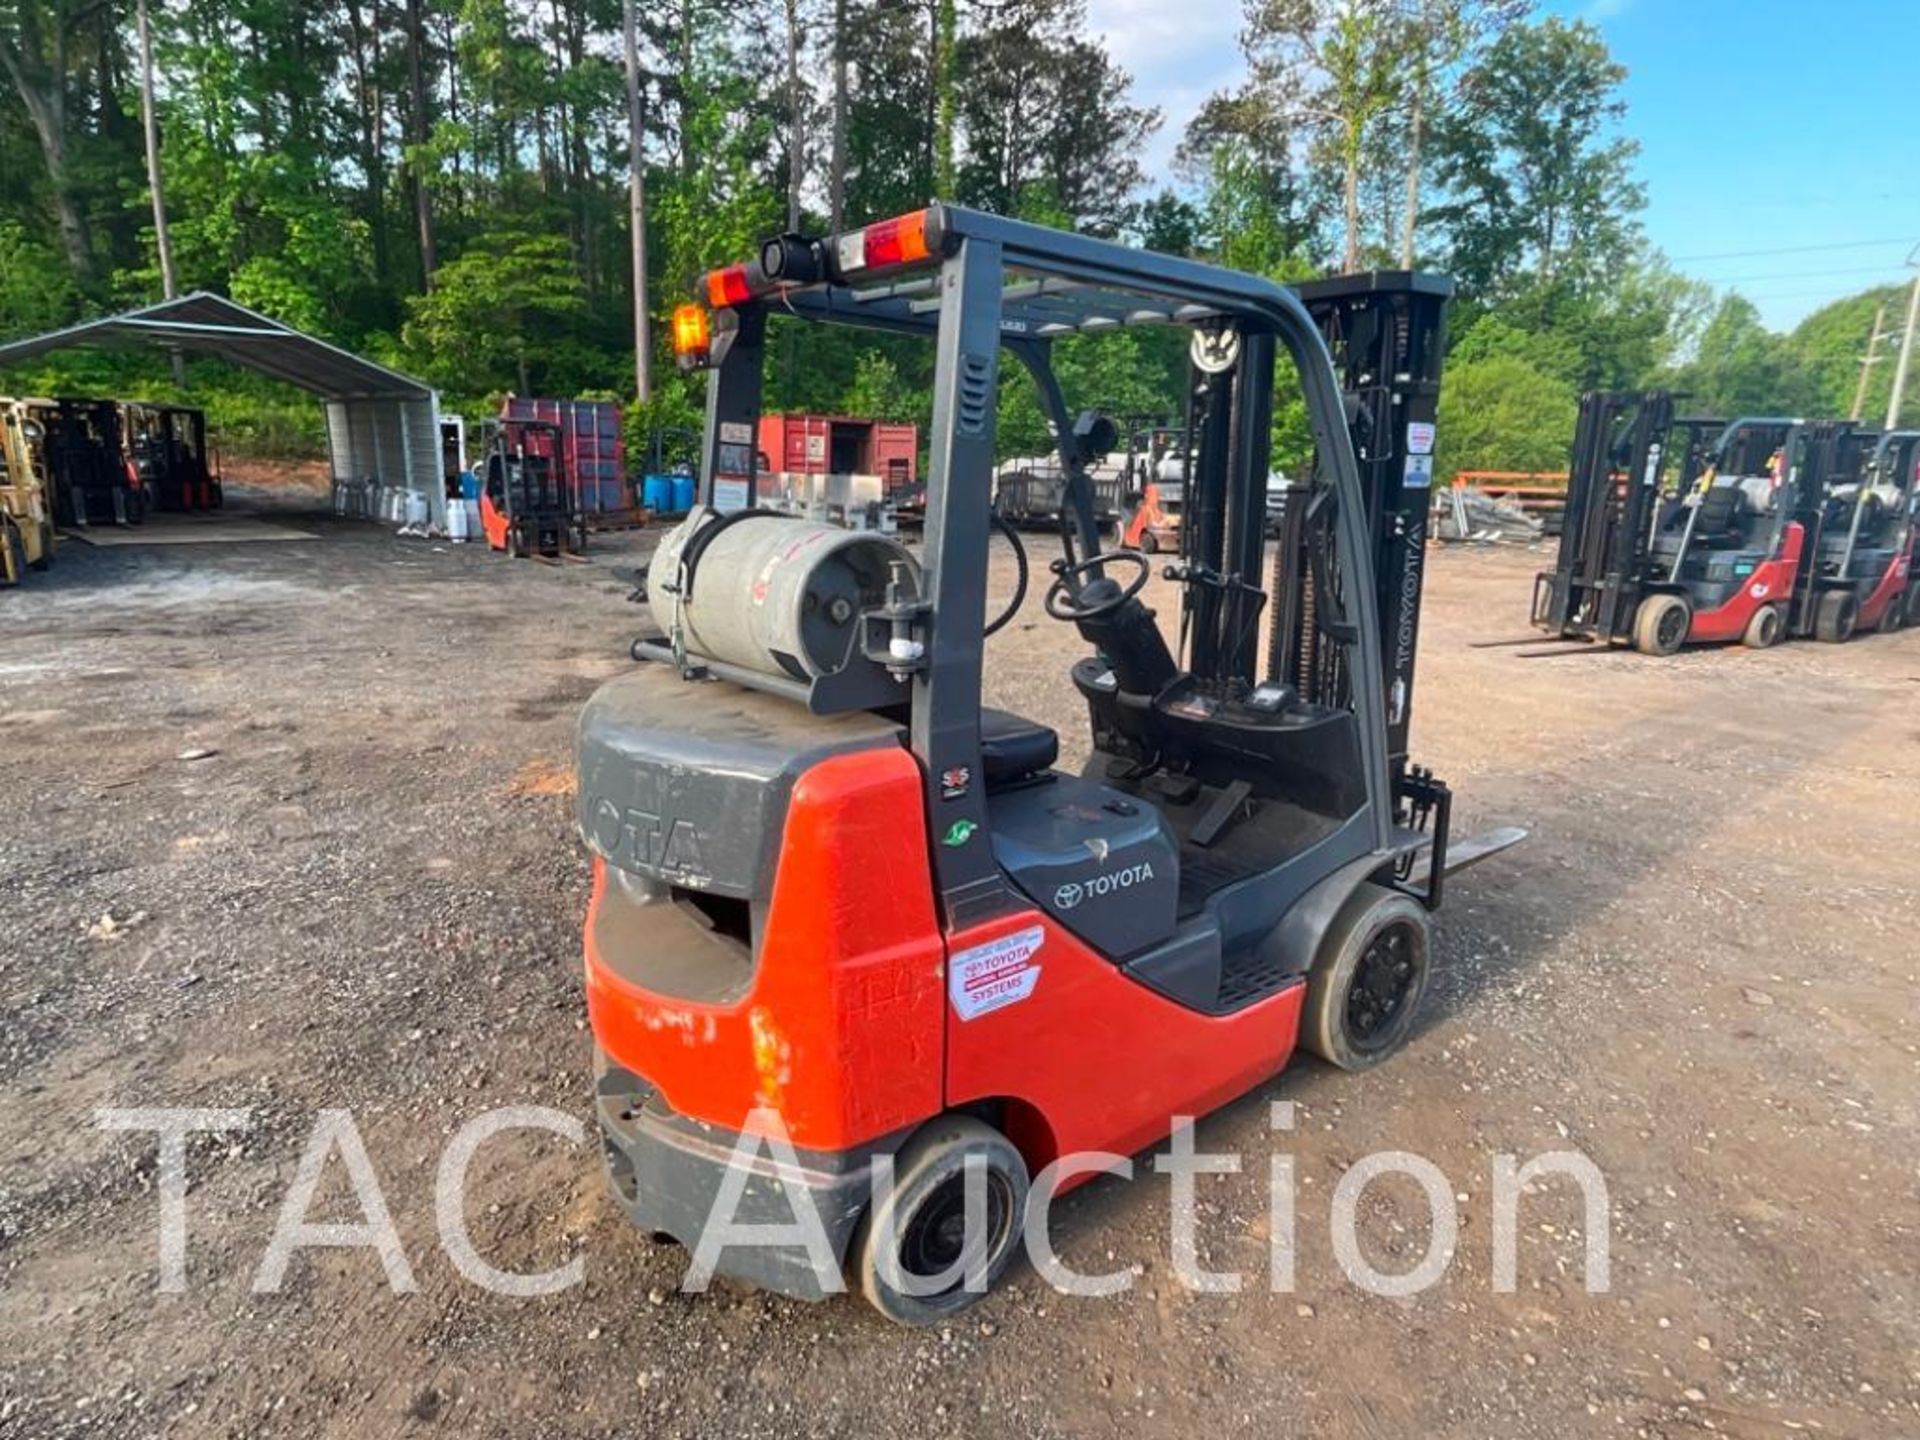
[1083,0,1248,183]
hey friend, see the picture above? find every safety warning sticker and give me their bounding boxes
[949,925,1045,1021]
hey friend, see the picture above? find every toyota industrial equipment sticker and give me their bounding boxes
[949,925,1045,1020]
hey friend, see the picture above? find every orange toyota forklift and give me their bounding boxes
[578,206,1521,1323]
[478,416,587,559]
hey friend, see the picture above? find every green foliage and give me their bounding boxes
[1783,287,1912,422]
[402,229,588,399]
[1434,352,1579,481]
[0,221,80,335]
[1429,17,1642,299]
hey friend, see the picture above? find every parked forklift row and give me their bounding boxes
[0,395,225,582]
[1531,394,1918,655]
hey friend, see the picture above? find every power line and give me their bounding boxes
[1670,236,1915,264]
[1702,263,1913,284]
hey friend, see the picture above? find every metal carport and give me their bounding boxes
[0,292,449,528]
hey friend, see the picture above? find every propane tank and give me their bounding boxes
[647,507,919,682]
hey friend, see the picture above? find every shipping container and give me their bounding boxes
[500,397,629,514]
[756,413,918,494]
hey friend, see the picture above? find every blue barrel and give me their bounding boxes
[642,475,674,513]
[458,470,480,500]
[671,475,696,514]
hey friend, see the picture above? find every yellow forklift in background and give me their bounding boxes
[0,400,56,586]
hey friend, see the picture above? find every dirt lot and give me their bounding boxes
[2,506,1916,1439]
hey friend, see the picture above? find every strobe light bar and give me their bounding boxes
[697,207,946,312]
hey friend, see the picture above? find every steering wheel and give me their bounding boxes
[1044,549,1151,622]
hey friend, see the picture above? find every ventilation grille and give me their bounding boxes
[957,353,993,437]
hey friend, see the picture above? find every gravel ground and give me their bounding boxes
[1,506,1916,1439]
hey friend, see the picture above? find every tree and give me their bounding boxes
[952,0,1157,235]
[1434,351,1578,482]
[1237,0,1407,271]
[1394,0,1522,267]
[402,228,589,395]
[0,0,105,283]
[1669,294,1814,419]
[1428,17,1642,301]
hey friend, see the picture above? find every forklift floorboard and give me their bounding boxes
[1169,793,1342,920]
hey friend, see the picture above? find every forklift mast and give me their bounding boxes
[1277,274,1453,781]
[1536,390,1676,644]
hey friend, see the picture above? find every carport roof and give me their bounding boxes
[0,292,432,401]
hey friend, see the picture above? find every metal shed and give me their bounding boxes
[0,292,448,528]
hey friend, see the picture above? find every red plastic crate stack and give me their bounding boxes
[500,397,629,514]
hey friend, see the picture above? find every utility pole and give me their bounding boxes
[1887,250,1920,430]
[828,0,849,234]
[623,0,651,405]
[1850,303,1886,421]
[136,0,184,385]
[785,0,805,232]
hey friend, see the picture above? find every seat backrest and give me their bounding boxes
[1695,484,1742,533]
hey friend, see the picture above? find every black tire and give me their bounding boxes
[1741,602,1784,649]
[2,520,24,586]
[851,1115,1028,1326]
[1632,593,1691,657]
[1905,585,1920,629]
[1813,589,1857,644]
[30,520,52,570]
[1874,589,1907,633]
[1139,529,1160,556]
[1301,883,1432,1072]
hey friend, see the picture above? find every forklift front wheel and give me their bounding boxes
[1631,594,1691,657]
[1813,590,1858,644]
[1741,603,1784,650]
[851,1115,1029,1327]
[1301,884,1432,1072]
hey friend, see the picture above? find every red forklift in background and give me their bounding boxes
[1792,428,1918,636]
[577,205,1520,1324]
[479,417,587,560]
[123,403,223,513]
[1534,403,1830,655]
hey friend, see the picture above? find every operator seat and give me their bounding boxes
[980,708,1059,787]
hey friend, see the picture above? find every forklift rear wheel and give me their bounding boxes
[1301,884,1432,1072]
[851,1115,1029,1326]
[1138,531,1159,555]
[1631,594,1691,657]
[1741,603,1784,649]
[2,521,23,584]
[1874,591,1907,633]
[32,521,52,569]
[1813,590,1857,644]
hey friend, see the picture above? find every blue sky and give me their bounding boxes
[1083,0,1920,330]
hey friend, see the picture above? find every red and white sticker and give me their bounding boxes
[949,925,1044,1021]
